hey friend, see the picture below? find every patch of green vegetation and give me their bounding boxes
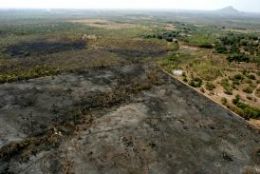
[158,52,194,72]
[243,86,254,94]
[215,32,260,63]
[145,23,217,49]
[181,25,218,48]
[144,31,181,42]
[233,74,244,81]
[189,77,203,88]
[186,34,214,48]
[247,74,256,80]
[167,42,180,52]
[0,65,60,83]
[232,95,260,119]
[191,60,223,81]
[231,73,244,86]
[221,97,228,105]
[205,82,216,91]
[0,48,125,83]
[221,79,233,95]
[227,53,250,63]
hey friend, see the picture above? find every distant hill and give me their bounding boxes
[215,6,242,16]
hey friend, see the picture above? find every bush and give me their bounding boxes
[205,82,216,91]
[238,103,260,119]
[183,77,188,83]
[247,74,256,80]
[232,80,240,86]
[246,96,253,100]
[232,95,241,105]
[227,54,250,63]
[221,97,227,105]
[224,89,233,95]
[189,78,203,88]
[244,79,253,85]
[243,86,254,94]
[215,43,227,53]
[233,74,244,81]
[221,79,233,95]
[199,43,214,49]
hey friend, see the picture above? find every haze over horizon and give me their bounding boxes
[0,0,260,13]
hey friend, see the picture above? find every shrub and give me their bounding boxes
[243,86,254,94]
[199,43,214,49]
[221,79,233,95]
[227,53,250,63]
[238,103,260,119]
[166,37,173,42]
[247,74,256,80]
[232,80,240,86]
[205,82,216,91]
[215,43,227,53]
[232,95,241,105]
[189,77,203,88]
[224,89,233,95]
[221,97,227,105]
[233,74,244,81]
[244,79,253,84]
[246,96,253,100]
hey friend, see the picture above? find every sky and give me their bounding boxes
[0,0,260,13]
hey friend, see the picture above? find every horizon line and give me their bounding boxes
[0,7,259,14]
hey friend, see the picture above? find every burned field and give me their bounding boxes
[4,39,86,58]
[0,64,259,174]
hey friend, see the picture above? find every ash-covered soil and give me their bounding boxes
[0,64,259,174]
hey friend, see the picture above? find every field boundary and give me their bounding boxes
[159,67,256,125]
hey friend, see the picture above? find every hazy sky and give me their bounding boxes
[0,0,260,12]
